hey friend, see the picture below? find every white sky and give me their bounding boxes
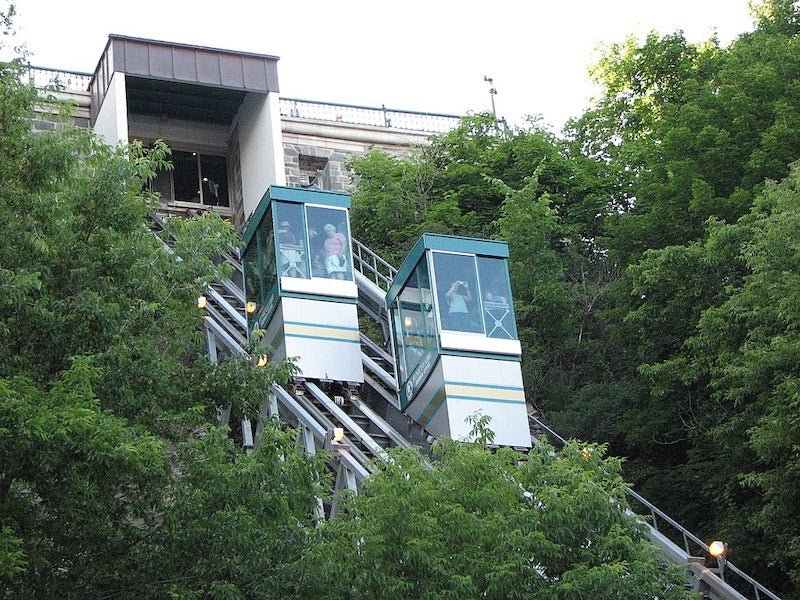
[6,0,755,131]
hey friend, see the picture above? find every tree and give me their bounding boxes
[0,16,324,597]
[629,165,800,593]
[566,1,800,266]
[294,430,694,600]
[556,6,800,594]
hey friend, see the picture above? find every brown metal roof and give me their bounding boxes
[90,35,280,125]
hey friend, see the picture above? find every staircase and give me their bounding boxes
[164,216,780,600]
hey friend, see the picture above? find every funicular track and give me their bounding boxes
[155,211,781,600]
[150,214,428,504]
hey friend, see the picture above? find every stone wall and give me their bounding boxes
[283,144,351,191]
[281,117,432,193]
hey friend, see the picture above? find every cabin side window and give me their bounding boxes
[432,252,483,334]
[274,201,309,279]
[306,205,352,281]
[477,256,516,339]
[395,257,437,382]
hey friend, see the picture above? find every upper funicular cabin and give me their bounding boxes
[241,185,362,384]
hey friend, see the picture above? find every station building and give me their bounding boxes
[28,35,461,231]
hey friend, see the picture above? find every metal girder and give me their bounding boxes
[305,382,388,461]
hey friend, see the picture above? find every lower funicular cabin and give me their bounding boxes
[242,185,363,384]
[386,234,530,447]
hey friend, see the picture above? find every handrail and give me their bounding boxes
[214,276,245,305]
[305,382,389,462]
[528,414,783,600]
[204,302,247,347]
[363,372,402,409]
[280,97,461,133]
[348,395,412,450]
[272,385,371,483]
[352,238,397,290]
[26,65,92,93]
[202,315,248,358]
[271,384,371,480]
[359,333,394,365]
[361,352,397,392]
[25,66,462,132]
[205,285,246,330]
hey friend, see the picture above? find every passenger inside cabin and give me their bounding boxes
[444,279,472,330]
[278,220,296,245]
[322,223,348,280]
[484,289,507,305]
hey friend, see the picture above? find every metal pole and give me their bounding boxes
[484,75,497,115]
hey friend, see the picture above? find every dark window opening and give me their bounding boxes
[151,149,229,207]
[298,154,327,188]
[173,151,201,203]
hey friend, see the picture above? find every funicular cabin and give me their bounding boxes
[242,185,363,385]
[386,234,530,448]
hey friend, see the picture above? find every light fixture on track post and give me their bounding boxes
[483,75,497,116]
[483,75,510,138]
[708,540,729,581]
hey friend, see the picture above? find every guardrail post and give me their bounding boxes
[650,507,659,531]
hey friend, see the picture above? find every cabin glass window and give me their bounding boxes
[243,214,277,331]
[396,257,437,381]
[432,252,483,334]
[274,201,309,279]
[306,206,352,281]
[477,256,516,339]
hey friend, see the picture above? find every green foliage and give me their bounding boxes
[345,4,800,596]
[202,338,298,424]
[568,3,800,264]
[602,164,800,594]
[135,426,327,599]
[0,39,318,598]
[295,436,693,600]
[0,359,169,598]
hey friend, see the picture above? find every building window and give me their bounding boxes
[151,149,229,207]
[298,154,327,188]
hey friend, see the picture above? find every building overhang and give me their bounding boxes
[89,35,280,126]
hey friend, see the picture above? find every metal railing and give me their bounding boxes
[280,97,462,133]
[23,67,463,134]
[529,414,782,600]
[26,65,92,93]
[352,238,397,291]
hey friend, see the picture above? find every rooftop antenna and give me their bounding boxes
[483,75,497,115]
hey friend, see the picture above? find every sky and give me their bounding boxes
[5,0,756,131]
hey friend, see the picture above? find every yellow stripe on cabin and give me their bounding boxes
[445,383,525,402]
[284,323,360,342]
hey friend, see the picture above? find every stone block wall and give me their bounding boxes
[283,143,352,192]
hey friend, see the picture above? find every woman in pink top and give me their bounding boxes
[322,223,348,279]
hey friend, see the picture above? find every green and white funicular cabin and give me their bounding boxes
[242,185,363,384]
[386,234,530,448]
